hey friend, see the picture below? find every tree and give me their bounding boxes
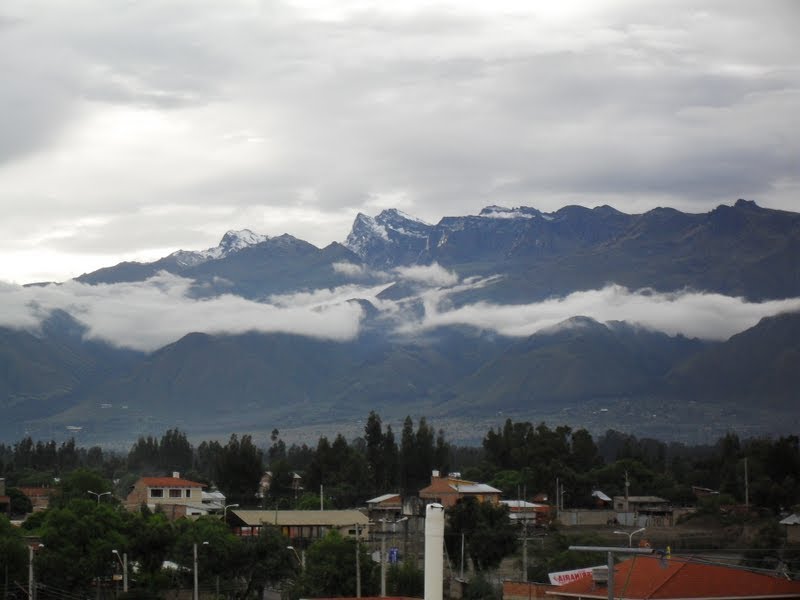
[56,468,113,508]
[159,429,193,473]
[6,486,33,515]
[229,525,296,597]
[36,499,129,594]
[268,429,287,465]
[267,459,295,503]
[446,498,517,572]
[0,515,27,592]
[291,531,377,599]
[364,412,385,494]
[216,434,263,506]
[127,510,176,592]
[387,560,424,598]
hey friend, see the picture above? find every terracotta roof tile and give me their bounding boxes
[551,556,800,599]
[140,477,203,488]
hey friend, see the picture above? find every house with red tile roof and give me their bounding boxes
[418,470,501,508]
[124,472,205,519]
[546,555,800,599]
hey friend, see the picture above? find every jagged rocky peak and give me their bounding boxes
[345,209,432,258]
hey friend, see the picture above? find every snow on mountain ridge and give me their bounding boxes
[169,229,269,266]
[479,206,541,219]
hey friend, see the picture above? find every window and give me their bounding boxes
[150,488,164,498]
[169,489,182,498]
[186,489,191,498]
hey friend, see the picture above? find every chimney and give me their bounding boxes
[424,503,445,600]
[431,470,440,479]
[172,472,180,479]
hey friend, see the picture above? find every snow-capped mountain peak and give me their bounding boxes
[169,229,269,266]
[345,210,433,264]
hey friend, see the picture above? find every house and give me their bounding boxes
[613,495,672,527]
[418,471,501,508]
[18,487,54,512]
[500,500,552,526]
[124,472,204,519]
[229,509,369,543]
[546,555,800,599]
[366,493,403,520]
[780,513,800,544]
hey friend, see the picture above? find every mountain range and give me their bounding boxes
[2,199,799,445]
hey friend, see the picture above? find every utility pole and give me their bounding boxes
[568,546,654,600]
[522,516,528,582]
[522,485,528,582]
[460,533,465,579]
[193,543,199,600]
[380,530,387,597]
[555,477,560,522]
[355,523,361,598]
[744,458,749,511]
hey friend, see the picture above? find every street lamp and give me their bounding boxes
[286,545,304,569]
[223,503,239,520]
[613,527,646,547]
[193,541,209,600]
[112,550,128,593]
[87,490,111,504]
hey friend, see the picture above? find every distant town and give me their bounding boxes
[2,413,799,599]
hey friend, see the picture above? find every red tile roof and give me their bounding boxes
[140,477,203,488]
[550,556,800,599]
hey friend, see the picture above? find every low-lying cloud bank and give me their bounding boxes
[0,273,368,352]
[2,274,799,353]
[409,284,800,341]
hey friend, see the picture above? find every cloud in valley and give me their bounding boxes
[394,263,459,287]
[404,284,800,341]
[0,273,368,352]
[2,271,800,354]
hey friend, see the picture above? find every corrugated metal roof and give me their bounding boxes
[366,493,401,504]
[456,483,501,494]
[613,495,667,503]
[231,509,369,527]
[780,513,800,525]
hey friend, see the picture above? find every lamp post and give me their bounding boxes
[286,546,304,569]
[223,503,239,521]
[193,541,209,600]
[613,527,646,548]
[112,550,128,593]
[87,490,111,504]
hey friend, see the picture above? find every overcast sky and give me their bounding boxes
[1,0,798,284]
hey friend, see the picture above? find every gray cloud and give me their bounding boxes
[2,271,799,354]
[0,0,798,283]
[404,284,800,341]
[0,273,366,351]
